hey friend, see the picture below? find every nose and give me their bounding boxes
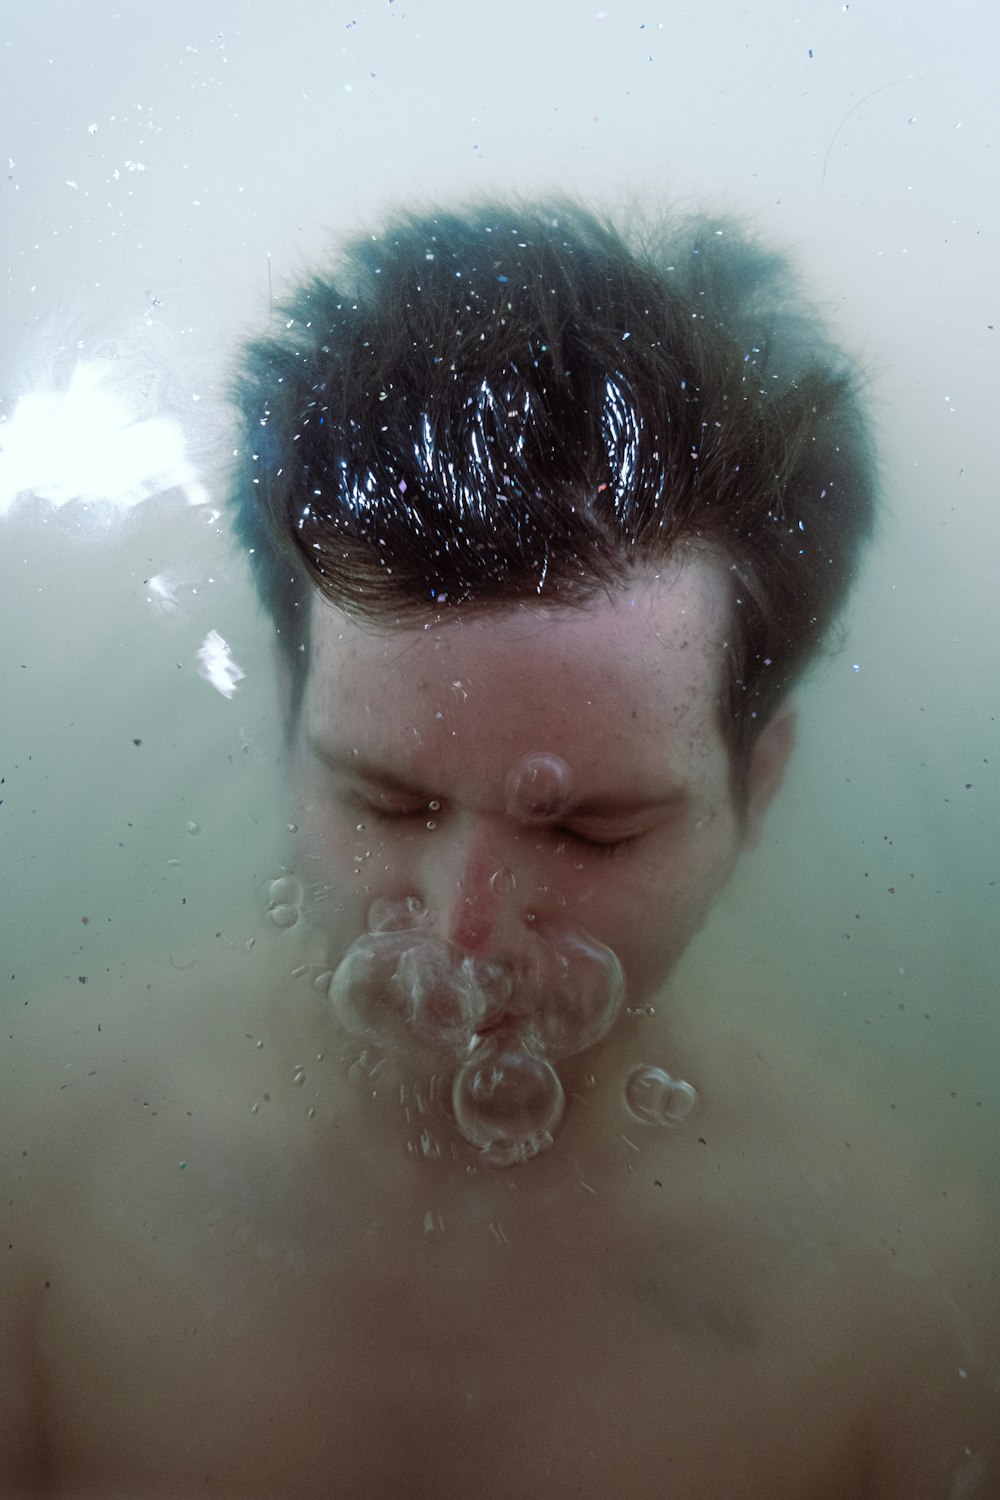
[421,816,533,965]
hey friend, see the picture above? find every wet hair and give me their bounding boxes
[228,199,877,791]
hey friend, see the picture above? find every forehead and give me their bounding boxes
[302,559,734,795]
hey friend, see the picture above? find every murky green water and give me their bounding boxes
[2,2,997,1490]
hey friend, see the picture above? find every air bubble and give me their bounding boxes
[329,927,490,1055]
[505,752,572,823]
[426,820,437,831]
[367,895,426,932]
[185,820,200,835]
[452,1049,564,1165]
[267,875,302,908]
[623,1066,699,1127]
[269,904,300,929]
[428,799,441,811]
[489,866,516,896]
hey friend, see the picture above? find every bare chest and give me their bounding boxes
[37,1154,868,1500]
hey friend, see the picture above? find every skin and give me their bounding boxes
[2,558,997,1498]
[290,557,792,1125]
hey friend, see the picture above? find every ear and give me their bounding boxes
[742,704,797,849]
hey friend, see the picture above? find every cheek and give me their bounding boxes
[291,785,397,923]
[588,820,740,990]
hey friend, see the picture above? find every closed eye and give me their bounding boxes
[351,795,643,857]
[555,827,641,859]
[356,798,429,822]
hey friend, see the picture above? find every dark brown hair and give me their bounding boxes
[228,199,877,789]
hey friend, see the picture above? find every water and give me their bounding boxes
[1,0,997,1489]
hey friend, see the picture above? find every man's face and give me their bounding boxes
[288,558,782,1055]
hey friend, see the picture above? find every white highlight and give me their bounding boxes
[196,630,245,699]
[0,360,207,517]
[145,573,184,618]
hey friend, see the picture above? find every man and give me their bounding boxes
[3,202,997,1497]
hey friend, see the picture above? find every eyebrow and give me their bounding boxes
[309,740,692,819]
[309,743,427,797]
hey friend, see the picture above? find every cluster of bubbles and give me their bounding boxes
[623,1066,699,1128]
[266,874,303,930]
[327,889,625,1166]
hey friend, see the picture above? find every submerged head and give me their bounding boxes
[228,198,876,1158]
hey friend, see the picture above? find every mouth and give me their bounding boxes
[469,1011,521,1045]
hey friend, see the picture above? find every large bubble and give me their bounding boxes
[328,925,501,1057]
[326,894,626,1163]
[452,1051,564,1167]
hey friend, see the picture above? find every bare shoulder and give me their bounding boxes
[707,1011,1000,1494]
[862,1158,1000,1499]
[785,1048,999,1496]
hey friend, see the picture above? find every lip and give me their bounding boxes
[470,1012,520,1044]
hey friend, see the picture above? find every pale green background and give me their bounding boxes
[2,0,997,1197]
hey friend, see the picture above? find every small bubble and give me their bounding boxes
[428,799,441,811]
[267,875,302,907]
[292,1069,306,1087]
[287,823,298,832]
[184,821,200,835]
[425,820,437,831]
[489,867,516,896]
[624,1066,698,1127]
[250,1102,259,1114]
[506,752,572,822]
[355,822,366,833]
[269,904,300,928]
